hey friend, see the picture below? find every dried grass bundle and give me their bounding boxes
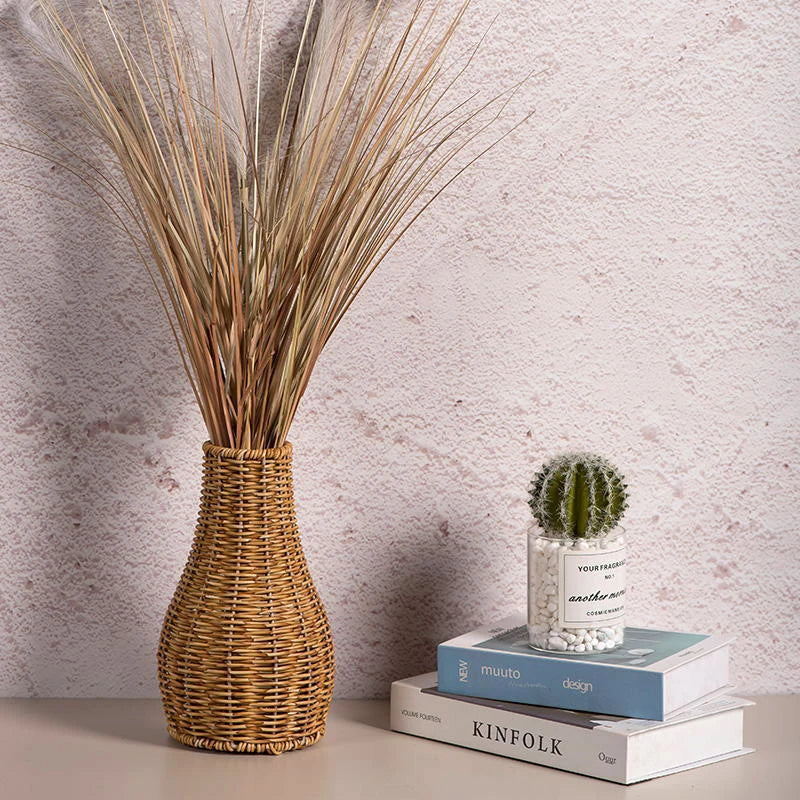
[19,0,518,449]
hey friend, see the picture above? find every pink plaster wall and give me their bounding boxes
[0,0,797,697]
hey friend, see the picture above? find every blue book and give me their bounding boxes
[437,613,733,720]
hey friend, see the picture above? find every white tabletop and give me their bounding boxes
[0,695,794,798]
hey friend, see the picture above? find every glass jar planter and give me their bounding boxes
[527,525,626,654]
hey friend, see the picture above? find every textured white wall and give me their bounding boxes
[0,0,797,698]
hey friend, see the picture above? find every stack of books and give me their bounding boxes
[390,613,753,784]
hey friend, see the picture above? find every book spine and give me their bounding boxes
[390,681,628,784]
[437,644,663,719]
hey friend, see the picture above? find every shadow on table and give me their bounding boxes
[17,699,181,749]
[22,698,394,750]
[332,699,391,732]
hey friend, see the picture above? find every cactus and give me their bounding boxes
[528,452,628,538]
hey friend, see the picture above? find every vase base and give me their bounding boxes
[166,725,326,754]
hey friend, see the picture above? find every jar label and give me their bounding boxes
[558,543,626,628]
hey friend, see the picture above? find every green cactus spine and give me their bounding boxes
[528,452,628,538]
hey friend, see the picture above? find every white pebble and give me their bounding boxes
[548,637,568,651]
[574,644,585,653]
[584,644,593,652]
[595,641,606,651]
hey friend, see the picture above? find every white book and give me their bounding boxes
[391,672,754,785]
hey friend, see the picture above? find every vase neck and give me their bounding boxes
[198,442,298,541]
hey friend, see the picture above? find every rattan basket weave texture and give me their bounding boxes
[157,441,335,753]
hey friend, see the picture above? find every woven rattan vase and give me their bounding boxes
[157,441,335,753]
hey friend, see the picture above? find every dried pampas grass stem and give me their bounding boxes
[19,0,521,449]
